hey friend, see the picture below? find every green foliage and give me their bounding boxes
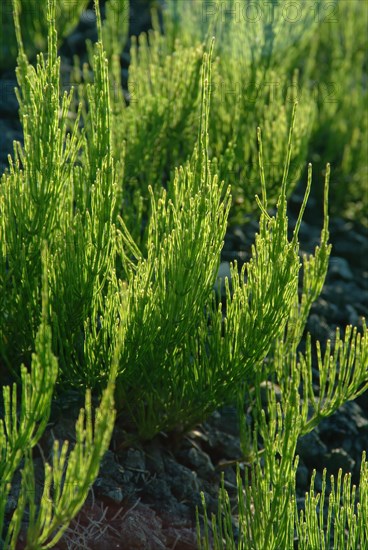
[197,321,368,549]
[71,0,366,227]
[122,31,204,226]
[0,0,89,72]
[297,458,367,550]
[164,0,318,71]
[0,253,117,548]
[98,17,205,242]
[101,52,332,439]
[163,0,318,218]
[161,0,367,223]
[304,0,368,224]
[0,260,58,542]
[67,0,318,231]
[101,0,129,60]
[55,2,338,441]
[198,453,367,550]
[0,0,120,388]
[1,0,367,546]
[0,0,339,444]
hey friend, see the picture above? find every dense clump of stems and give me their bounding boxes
[0,0,367,547]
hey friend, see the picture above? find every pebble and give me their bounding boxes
[331,220,368,267]
[94,482,124,504]
[143,476,173,503]
[65,29,97,56]
[209,405,240,436]
[328,256,354,280]
[79,9,97,30]
[124,447,146,471]
[324,448,356,476]
[184,447,215,478]
[164,457,200,501]
[296,431,328,468]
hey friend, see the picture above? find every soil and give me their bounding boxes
[0,2,367,549]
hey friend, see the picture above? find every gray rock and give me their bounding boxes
[144,476,173,502]
[205,429,242,460]
[311,297,339,322]
[331,222,368,268]
[94,479,124,504]
[162,525,198,550]
[145,440,165,474]
[79,9,97,30]
[232,225,246,245]
[296,431,327,468]
[223,464,237,487]
[318,402,361,444]
[328,256,354,281]
[119,504,166,550]
[356,391,368,415]
[323,281,362,311]
[99,450,126,483]
[345,304,359,326]
[164,457,200,501]
[324,448,355,476]
[185,447,215,479]
[312,470,323,492]
[346,401,368,430]
[124,448,146,471]
[121,52,131,67]
[221,249,248,264]
[298,221,321,249]
[208,406,240,436]
[65,28,97,56]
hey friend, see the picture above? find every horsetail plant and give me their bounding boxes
[0,249,117,548]
[1,0,367,546]
[0,1,118,545]
[0,257,58,543]
[0,0,122,390]
[109,53,327,439]
[160,0,319,218]
[1,0,85,376]
[305,0,368,224]
[0,0,88,71]
[197,320,368,549]
[0,0,349,441]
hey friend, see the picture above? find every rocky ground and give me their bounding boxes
[1,2,367,549]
